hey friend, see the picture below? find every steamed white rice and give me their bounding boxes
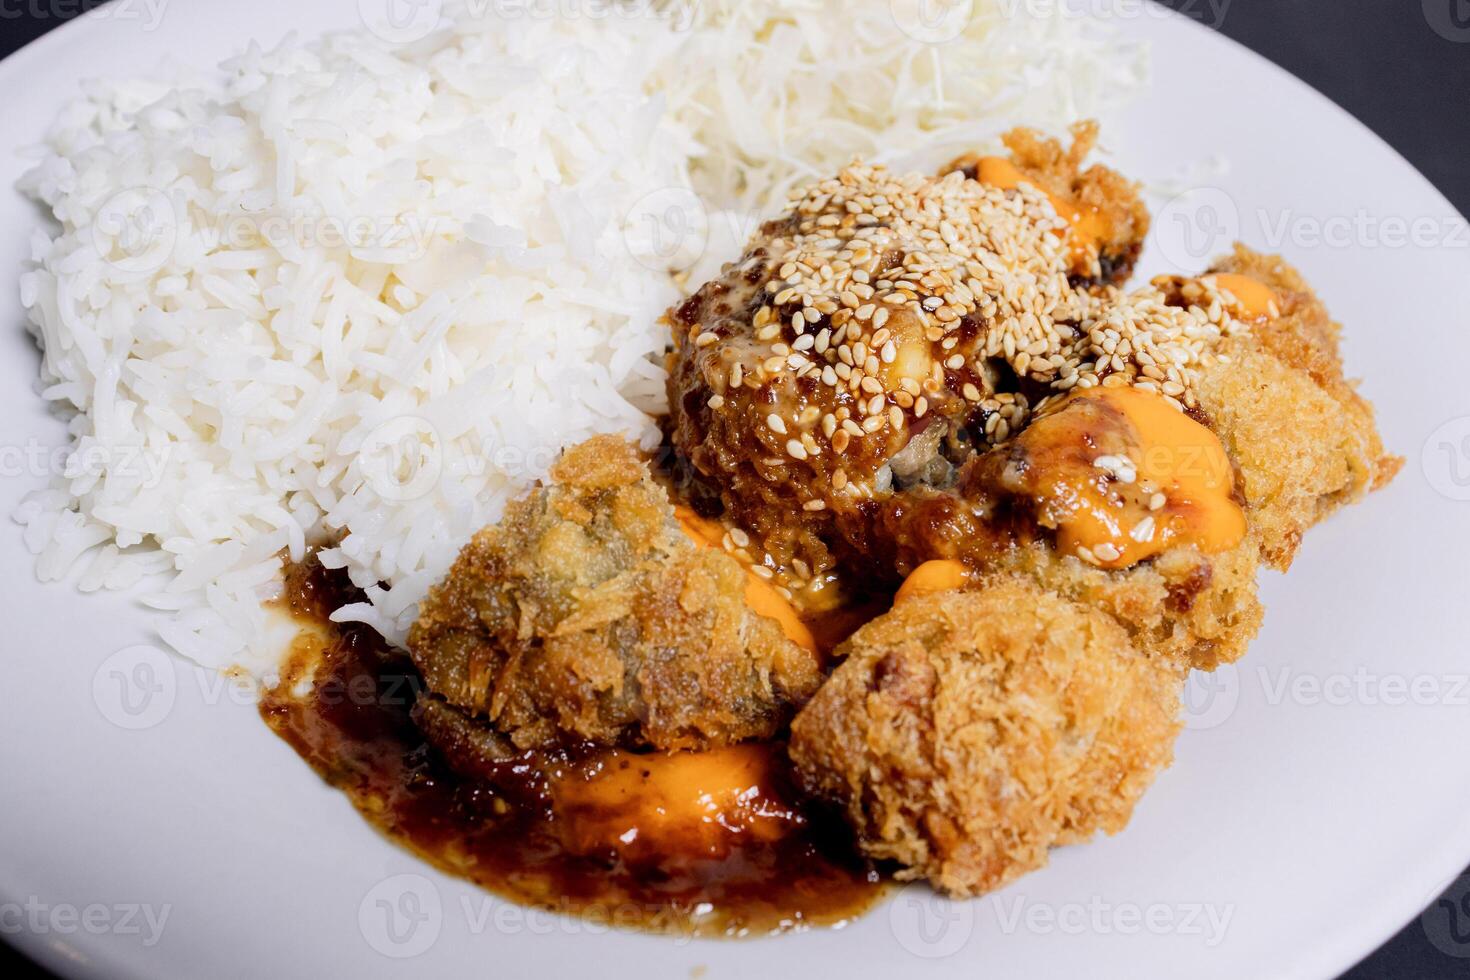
[15,0,1146,673]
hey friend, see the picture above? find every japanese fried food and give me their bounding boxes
[983,536,1263,672]
[665,126,1164,596]
[406,436,822,752]
[664,114,1396,672]
[402,118,1401,913]
[1179,246,1403,570]
[788,581,1183,897]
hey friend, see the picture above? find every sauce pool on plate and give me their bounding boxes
[259,560,887,937]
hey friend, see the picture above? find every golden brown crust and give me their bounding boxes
[407,436,822,751]
[987,538,1262,672]
[1184,245,1403,569]
[789,582,1183,897]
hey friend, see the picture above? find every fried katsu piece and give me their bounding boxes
[789,582,1183,897]
[1167,246,1403,569]
[666,126,1156,594]
[665,112,1396,671]
[407,436,821,752]
[664,124,1273,669]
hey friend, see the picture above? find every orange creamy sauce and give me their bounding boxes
[675,507,870,655]
[972,156,1107,265]
[554,743,795,857]
[894,559,971,603]
[260,561,884,938]
[1208,273,1279,320]
[1015,387,1245,569]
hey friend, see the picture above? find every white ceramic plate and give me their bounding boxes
[3,3,1469,978]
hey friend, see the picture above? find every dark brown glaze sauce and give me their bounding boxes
[260,559,886,937]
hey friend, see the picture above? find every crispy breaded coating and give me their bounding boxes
[987,538,1262,672]
[789,582,1183,897]
[407,436,822,752]
[1185,246,1403,569]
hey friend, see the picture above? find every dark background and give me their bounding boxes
[0,1,1465,977]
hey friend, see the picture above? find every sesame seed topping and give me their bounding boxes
[678,157,1255,519]
[1093,454,1137,484]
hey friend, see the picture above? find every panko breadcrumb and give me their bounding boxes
[406,436,822,752]
[789,581,1183,897]
[1178,245,1403,569]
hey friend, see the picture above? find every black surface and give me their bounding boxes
[0,2,1466,978]
[1157,0,1470,216]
